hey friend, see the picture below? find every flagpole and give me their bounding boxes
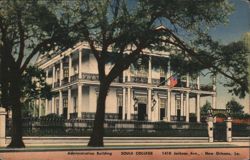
[157,73,178,87]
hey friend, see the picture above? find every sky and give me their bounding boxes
[203,0,250,112]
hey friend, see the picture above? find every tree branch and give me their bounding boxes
[20,38,52,73]
[16,11,25,67]
[160,27,246,87]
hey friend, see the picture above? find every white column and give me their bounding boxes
[167,89,171,122]
[186,73,190,88]
[46,69,49,80]
[77,84,82,118]
[147,88,152,121]
[185,92,190,122]
[212,76,216,109]
[123,69,126,82]
[34,100,37,116]
[127,66,131,82]
[78,49,82,79]
[52,65,55,88]
[59,90,63,115]
[212,94,216,109]
[213,76,216,91]
[197,75,200,90]
[122,88,126,120]
[68,55,72,82]
[67,87,71,119]
[52,97,55,113]
[45,99,48,115]
[60,60,63,86]
[181,92,184,116]
[0,108,7,147]
[127,87,131,120]
[196,93,200,122]
[38,98,42,117]
[148,56,152,84]
[167,58,171,86]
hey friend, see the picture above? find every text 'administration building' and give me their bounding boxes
[35,42,216,123]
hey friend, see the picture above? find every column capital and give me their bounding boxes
[0,107,7,115]
[147,88,152,91]
[78,83,84,86]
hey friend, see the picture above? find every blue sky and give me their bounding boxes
[205,0,250,112]
[209,0,250,44]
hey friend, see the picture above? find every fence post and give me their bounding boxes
[225,117,232,142]
[207,116,214,142]
[0,107,7,147]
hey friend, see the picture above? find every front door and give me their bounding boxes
[63,107,67,119]
[160,108,165,120]
[118,106,123,120]
[138,103,147,121]
[177,109,181,121]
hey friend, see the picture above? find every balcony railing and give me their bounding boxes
[200,84,213,91]
[82,112,120,120]
[62,77,68,85]
[55,72,214,92]
[70,112,78,119]
[170,116,186,122]
[54,81,60,88]
[152,78,160,85]
[82,73,99,81]
[131,76,148,83]
[70,74,79,82]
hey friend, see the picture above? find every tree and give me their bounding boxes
[200,101,212,116]
[21,66,53,117]
[226,99,244,116]
[0,1,77,148]
[65,0,248,146]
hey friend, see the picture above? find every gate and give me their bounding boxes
[213,122,226,141]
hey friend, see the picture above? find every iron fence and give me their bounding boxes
[6,118,209,137]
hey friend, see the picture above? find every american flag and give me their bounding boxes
[170,76,178,88]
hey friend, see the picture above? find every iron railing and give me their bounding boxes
[6,118,209,137]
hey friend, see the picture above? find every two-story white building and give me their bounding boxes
[34,42,217,122]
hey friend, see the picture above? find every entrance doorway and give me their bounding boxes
[138,103,147,121]
[118,106,123,120]
[160,108,165,120]
[62,107,67,119]
[177,109,181,121]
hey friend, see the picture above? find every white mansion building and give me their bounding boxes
[35,42,217,123]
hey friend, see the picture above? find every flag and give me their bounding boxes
[170,76,178,88]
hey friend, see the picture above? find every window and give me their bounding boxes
[63,68,69,78]
[63,98,68,108]
[160,98,166,108]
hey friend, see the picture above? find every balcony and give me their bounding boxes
[200,84,213,91]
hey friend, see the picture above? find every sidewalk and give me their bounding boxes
[0,141,249,152]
